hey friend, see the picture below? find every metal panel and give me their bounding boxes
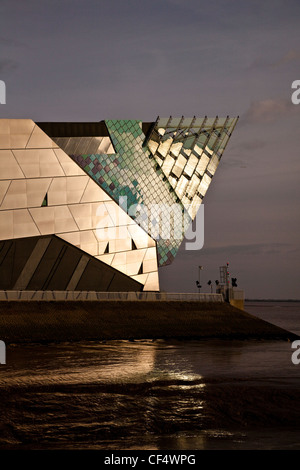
[48,176,89,206]
[0,119,35,149]
[13,209,40,238]
[13,237,51,289]
[80,178,111,203]
[1,178,52,209]
[0,150,24,178]
[53,148,86,176]
[13,149,65,178]
[66,255,90,290]
[26,124,58,149]
[0,180,10,205]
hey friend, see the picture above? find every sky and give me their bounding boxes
[0,0,299,299]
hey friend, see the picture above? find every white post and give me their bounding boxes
[0,340,6,364]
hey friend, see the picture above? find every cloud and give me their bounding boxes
[241,98,298,124]
[248,49,300,70]
[0,59,18,73]
[218,156,248,169]
[230,140,266,153]
[179,242,297,257]
[274,49,300,67]
[0,35,25,47]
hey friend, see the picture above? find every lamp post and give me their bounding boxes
[198,266,203,293]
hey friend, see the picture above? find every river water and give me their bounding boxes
[0,301,300,450]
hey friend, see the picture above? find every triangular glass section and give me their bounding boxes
[41,193,48,207]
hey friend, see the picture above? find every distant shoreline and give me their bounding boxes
[245,299,300,302]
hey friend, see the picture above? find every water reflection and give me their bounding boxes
[1,338,298,389]
[1,338,300,450]
[1,340,158,387]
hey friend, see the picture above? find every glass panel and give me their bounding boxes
[203,118,217,128]
[207,154,219,175]
[184,154,198,177]
[195,154,209,176]
[162,154,175,176]
[157,137,172,158]
[168,118,181,128]
[194,133,207,148]
[182,135,195,149]
[170,141,183,157]
[213,118,226,130]
[186,174,200,199]
[203,145,213,156]
[148,140,159,155]
[163,127,177,139]
[175,175,188,198]
[182,117,194,128]
[206,132,219,152]
[193,144,203,157]
[172,154,186,179]
[193,117,206,127]
[168,176,178,188]
[188,195,202,219]
[157,118,169,127]
[197,173,211,197]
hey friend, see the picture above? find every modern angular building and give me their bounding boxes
[0,117,238,293]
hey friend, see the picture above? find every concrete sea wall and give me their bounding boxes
[0,300,297,344]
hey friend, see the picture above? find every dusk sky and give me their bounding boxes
[0,0,299,299]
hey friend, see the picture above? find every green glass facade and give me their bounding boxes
[53,116,238,267]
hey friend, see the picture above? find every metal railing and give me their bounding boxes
[0,290,224,302]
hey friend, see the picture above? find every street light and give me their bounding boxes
[198,265,203,293]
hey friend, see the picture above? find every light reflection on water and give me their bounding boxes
[0,302,300,450]
[1,338,299,388]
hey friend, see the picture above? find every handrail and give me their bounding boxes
[0,290,224,302]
